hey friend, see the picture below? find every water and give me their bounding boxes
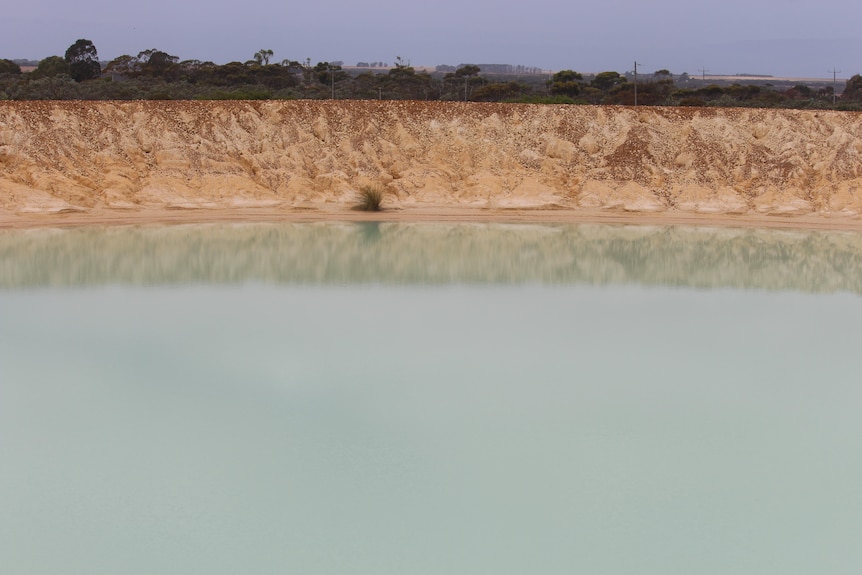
[2,222,861,574]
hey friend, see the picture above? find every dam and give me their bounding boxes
[3,100,862,574]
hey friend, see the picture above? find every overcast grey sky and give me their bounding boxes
[2,0,860,78]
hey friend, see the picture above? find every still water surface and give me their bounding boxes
[1,222,861,574]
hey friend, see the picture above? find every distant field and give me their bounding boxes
[702,75,843,83]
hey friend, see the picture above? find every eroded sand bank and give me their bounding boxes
[2,100,862,229]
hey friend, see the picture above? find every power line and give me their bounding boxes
[828,68,841,104]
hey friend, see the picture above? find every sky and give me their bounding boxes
[2,0,860,79]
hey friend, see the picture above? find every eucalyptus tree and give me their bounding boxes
[64,39,101,81]
[254,49,274,66]
[32,56,71,78]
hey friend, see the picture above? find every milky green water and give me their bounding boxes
[1,222,861,574]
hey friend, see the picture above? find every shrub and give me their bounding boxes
[354,186,385,211]
[509,95,577,105]
[679,97,706,107]
[196,87,272,100]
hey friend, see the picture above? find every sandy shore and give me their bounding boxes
[3,205,862,232]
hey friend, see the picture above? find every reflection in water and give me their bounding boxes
[2,222,862,574]
[2,221,862,291]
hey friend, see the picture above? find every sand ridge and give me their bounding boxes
[1,100,862,228]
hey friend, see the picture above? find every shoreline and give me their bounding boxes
[3,206,862,232]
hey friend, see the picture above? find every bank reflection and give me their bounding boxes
[2,222,861,292]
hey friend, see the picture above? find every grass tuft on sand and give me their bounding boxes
[354,186,385,212]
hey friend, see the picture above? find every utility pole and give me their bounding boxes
[698,68,709,83]
[633,61,642,106]
[828,68,841,105]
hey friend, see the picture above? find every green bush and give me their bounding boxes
[196,88,272,100]
[679,97,706,107]
[508,95,577,105]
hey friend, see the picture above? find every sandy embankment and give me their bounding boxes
[1,100,862,229]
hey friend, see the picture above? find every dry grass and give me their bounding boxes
[354,186,385,211]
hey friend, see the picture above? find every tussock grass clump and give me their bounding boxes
[354,186,385,212]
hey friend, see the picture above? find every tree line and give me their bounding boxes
[2,40,861,110]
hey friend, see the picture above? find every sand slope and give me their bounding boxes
[1,100,862,224]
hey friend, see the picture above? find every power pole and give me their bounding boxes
[698,68,709,83]
[828,68,841,105]
[633,61,642,106]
